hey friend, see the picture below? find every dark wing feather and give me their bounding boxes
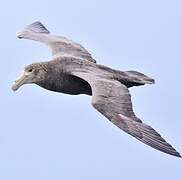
[72,70,181,157]
[17,21,96,63]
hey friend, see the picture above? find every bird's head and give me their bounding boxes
[12,63,48,91]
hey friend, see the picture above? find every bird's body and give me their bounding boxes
[12,21,181,158]
[31,57,154,95]
[38,70,92,95]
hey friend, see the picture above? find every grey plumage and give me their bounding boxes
[12,22,181,158]
[17,21,96,62]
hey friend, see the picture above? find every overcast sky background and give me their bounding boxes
[0,0,182,179]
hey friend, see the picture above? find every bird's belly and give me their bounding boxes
[61,75,92,95]
[39,75,92,95]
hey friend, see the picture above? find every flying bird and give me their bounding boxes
[12,21,181,158]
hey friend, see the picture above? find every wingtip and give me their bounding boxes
[27,21,50,33]
[175,152,181,158]
[167,149,181,158]
[17,21,50,38]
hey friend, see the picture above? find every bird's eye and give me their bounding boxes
[28,69,33,72]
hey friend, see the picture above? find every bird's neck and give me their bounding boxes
[36,63,65,93]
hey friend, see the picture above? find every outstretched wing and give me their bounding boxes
[17,21,96,63]
[72,70,181,157]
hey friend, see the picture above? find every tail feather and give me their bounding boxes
[125,70,155,86]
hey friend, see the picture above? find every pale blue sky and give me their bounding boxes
[0,0,182,179]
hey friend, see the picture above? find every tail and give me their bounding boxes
[124,70,155,87]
